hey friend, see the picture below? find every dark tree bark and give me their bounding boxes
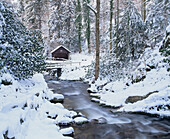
[115,0,119,58]
[141,0,146,21]
[110,0,113,52]
[95,0,100,80]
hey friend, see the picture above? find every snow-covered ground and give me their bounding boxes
[87,47,170,117]
[47,48,169,117]
[59,53,94,80]
[0,73,79,139]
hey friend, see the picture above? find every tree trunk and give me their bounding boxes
[115,0,119,58]
[76,0,82,53]
[141,0,146,21]
[78,23,82,53]
[95,0,100,80]
[87,0,91,54]
[127,1,130,58]
[83,0,91,54]
[87,16,91,54]
[110,0,113,52]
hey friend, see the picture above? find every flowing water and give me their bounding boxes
[45,75,170,139]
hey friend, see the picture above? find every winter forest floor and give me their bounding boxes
[45,75,170,139]
[0,0,169,138]
[0,49,169,138]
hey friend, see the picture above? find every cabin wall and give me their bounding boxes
[52,47,70,60]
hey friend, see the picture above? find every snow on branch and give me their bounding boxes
[87,4,97,15]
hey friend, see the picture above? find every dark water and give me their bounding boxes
[45,75,170,139]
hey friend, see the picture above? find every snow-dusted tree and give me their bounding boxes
[17,0,48,47]
[116,0,145,62]
[95,0,100,80]
[48,0,77,51]
[115,0,119,57]
[0,1,45,79]
[75,0,82,53]
[160,24,170,71]
[83,0,91,54]
[145,0,170,47]
[24,0,48,30]
[18,0,24,20]
[109,0,114,51]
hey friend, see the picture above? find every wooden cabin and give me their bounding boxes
[51,45,71,60]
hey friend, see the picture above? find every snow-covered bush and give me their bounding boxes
[0,73,75,139]
[88,46,170,117]
[159,24,170,71]
[0,1,45,80]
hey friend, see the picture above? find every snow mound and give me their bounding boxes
[74,117,89,124]
[60,53,93,80]
[0,73,75,138]
[91,47,170,117]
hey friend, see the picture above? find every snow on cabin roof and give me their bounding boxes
[51,45,71,54]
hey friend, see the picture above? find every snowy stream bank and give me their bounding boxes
[45,76,170,139]
[0,73,83,139]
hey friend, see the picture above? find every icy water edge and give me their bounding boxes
[45,75,170,139]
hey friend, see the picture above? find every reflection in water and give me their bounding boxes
[45,76,170,139]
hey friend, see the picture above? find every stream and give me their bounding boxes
[45,75,170,139]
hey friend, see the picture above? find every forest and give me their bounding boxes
[9,0,169,80]
[0,0,169,139]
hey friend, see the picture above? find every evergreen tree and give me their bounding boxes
[160,24,170,71]
[115,0,119,57]
[24,0,47,30]
[83,0,91,54]
[48,0,77,50]
[109,0,114,52]
[116,1,145,62]
[0,1,45,79]
[75,0,82,53]
[145,0,170,47]
[95,0,100,80]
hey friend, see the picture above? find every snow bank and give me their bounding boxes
[0,73,74,139]
[60,53,93,80]
[60,127,74,136]
[74,117,89,124]
[119,87,170,117]
[89,47,170,117]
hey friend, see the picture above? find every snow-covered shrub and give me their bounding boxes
[0,73,76,138]
[146,0,169,46]
[0,1,45,80]
[159,24,170,71]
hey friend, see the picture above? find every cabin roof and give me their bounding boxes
[51,45,71,54]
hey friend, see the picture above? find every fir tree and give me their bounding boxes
[145,0,170,47]
[83,0,91,53]
[48,0,76,50]
[75,0,82,53]
[160,24,170,71]
[116,1,145,62]
[0,1,45,79]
